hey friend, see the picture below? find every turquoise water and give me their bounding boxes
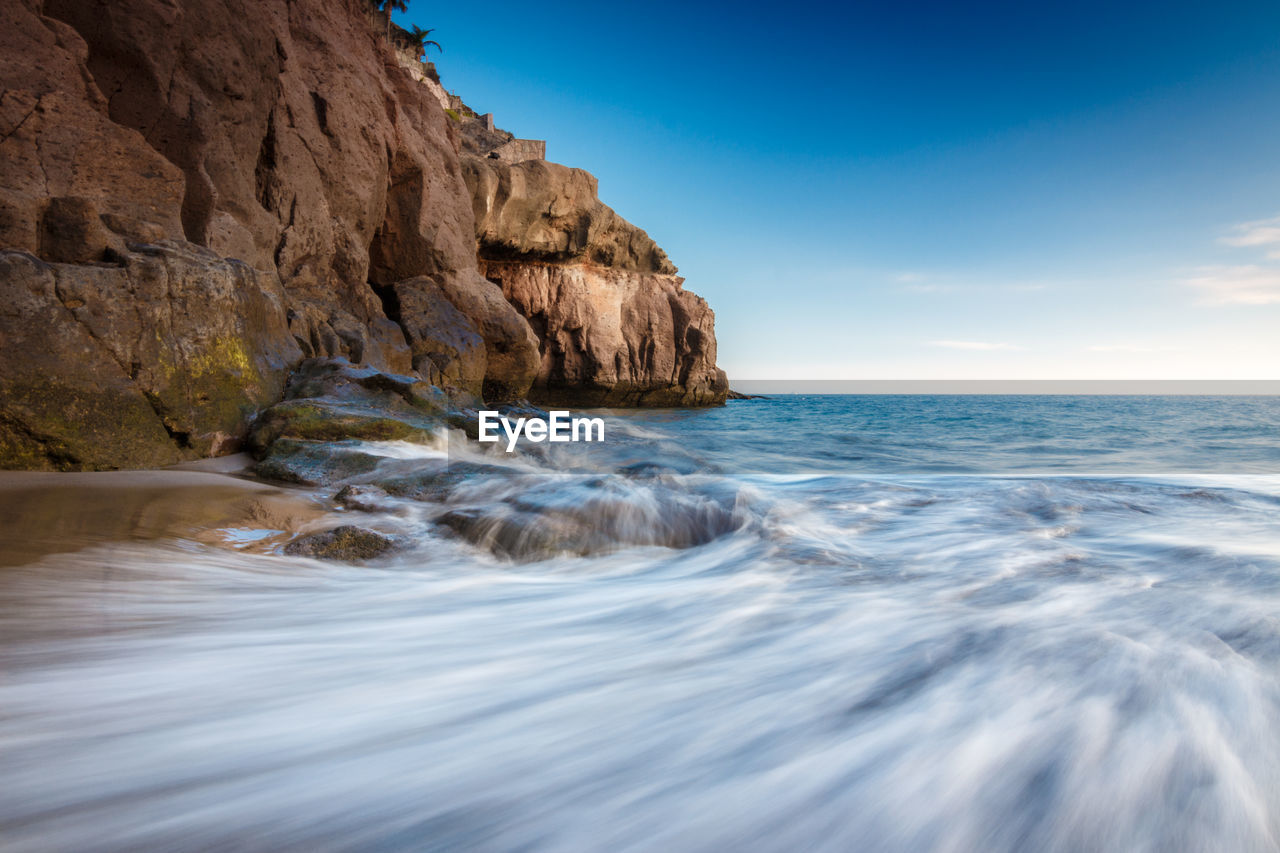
[600,394,1280,475]
[3,396,1280,851]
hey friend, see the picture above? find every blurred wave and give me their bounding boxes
[2,395,1280,851]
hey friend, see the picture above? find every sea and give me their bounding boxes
[3,394,1280,851]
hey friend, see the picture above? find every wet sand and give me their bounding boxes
[0,457,326,567]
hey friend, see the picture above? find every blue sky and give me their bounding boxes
[398,0,1280,379]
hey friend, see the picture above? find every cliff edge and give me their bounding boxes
[464,156,727,407]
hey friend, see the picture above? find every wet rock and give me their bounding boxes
[376,460,510,502]
[438,399,547,442]
[436,475,745,560]
[437,506,577,559]
[246,359,449,483]
[497,400,550,420]
[247,357,448,462]
[247,400,435,457]
[445,409,484,440]
[254,439,382,486]
[283,525,395,561]
[333,484,392,512]
[617,460,700,479]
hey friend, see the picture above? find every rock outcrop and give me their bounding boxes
[464,157,728,406]
[480,262,726,406]
[0,243,297,468]
[0,0,725,470]
[463,158,676,272]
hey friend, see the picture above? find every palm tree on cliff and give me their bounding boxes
[380,0,407,41]
[406,25,442,61]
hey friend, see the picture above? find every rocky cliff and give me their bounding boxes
[0,0,726,470]
[464,157,727,406]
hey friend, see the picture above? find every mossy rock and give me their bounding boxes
[0,378,182,471]
[248,400,435,457]
[253,439,383,486]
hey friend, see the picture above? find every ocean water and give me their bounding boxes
[3,395,1280,851]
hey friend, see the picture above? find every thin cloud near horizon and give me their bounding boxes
[1186,265,1280,305]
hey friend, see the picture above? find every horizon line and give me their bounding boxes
[729,380,1280,395]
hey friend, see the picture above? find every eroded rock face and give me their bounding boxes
[387,277,487,396]
[0,251,178,470]
[33,0,480,373]
[433,271,541,402]
[0,0,503,468]
[482,261,728,406]
[0,1,186,256]
[0,0,726,469]
[465,156,727,407]
[0,245,299,468]
[385,274,539,403]
[465,158,676,273]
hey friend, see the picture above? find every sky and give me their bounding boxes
[397,0,1280,380]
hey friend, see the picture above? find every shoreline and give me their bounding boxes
[0,460,327,568]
